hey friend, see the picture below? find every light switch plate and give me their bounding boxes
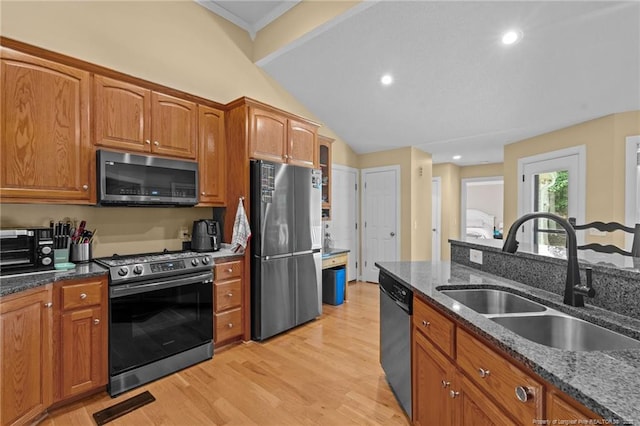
[470,249,483,264]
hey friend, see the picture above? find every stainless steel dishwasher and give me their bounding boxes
[379,270,413,420]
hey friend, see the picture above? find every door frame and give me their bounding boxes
[517,146,586,244]
[625,135,640,251]
[361,165,401,282]
[332,164,360,280]
[432,177,442,261]
[460,176,503,239]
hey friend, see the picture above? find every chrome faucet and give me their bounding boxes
[502,212,595,307]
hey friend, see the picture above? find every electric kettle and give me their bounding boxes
[191,220,221,252]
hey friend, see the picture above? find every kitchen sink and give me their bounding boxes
[491,314,640,351]
[439,288,547,314]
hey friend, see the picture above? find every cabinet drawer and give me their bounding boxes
[215,308,242,343]
[215,260,242,281]
[214,279,241,312]
[457,328,543,424]
[413,296,455,357]
[322,253,347,269]
[61,280,103,310]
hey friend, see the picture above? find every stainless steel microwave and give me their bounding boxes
[97,150,198,206]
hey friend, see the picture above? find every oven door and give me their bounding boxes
[109,271,213,378]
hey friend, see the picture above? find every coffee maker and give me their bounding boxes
[191,220,221,252]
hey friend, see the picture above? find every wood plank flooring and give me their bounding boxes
[43,282,410,425]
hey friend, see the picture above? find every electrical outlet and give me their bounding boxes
[470,249,483,265]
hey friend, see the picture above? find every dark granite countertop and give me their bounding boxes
[322,248,350,258]
[376,260,640,425]
[1,248,244,297]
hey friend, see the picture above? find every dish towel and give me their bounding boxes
[231,198,251,253]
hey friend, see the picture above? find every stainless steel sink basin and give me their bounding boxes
[439,288,546,314]
[491,314,640,351]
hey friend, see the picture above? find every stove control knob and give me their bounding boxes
[191,258,200,266]
[118,267,129,277]
[202,256,210,265]
[133,265,143,275]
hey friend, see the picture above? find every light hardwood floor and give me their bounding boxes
[43,281,409,425]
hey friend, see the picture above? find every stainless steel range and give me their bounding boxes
[95,250,214,396]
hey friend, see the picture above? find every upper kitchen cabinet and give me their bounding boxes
[93,75,151,153]
[318,135,334,220]
[247,101,319,168]
[93,76,197,160]
[0,48,93,204]
[198,105,226,206]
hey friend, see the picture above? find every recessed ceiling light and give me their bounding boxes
[453,155,462,160]
[502,29,522,45]
[381,74,393,85]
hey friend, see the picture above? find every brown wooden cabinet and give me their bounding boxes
[0,285,53,426]
[0,48,93,203]
[213,259,244,346]
[198,105,226,206]
[55,276,108,401]
[93,76,197,159]
[248,104,318,168]
[411,294,600,425]
[318,136,333,220]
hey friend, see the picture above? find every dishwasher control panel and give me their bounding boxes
[379,271,413,312]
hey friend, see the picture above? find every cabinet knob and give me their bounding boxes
[145,139,151,144]
[284,154,289,159]
[201,192,205,195]
[227,293,233,297]
[449,390,459,399]
[93,318,100,325]
[80,293,87,300]
[227,323,233,328]
[227,268,233,273]
[422,320,430,327]
[441,380,450,388]
[154,141,160,146]
[44,302,53,308]
[82,184,89,190]
[478,368,490,378]
[515,386,532,403]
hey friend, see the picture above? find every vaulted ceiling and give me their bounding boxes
[201,1,640,165]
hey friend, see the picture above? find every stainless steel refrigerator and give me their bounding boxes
[250,160,323,341]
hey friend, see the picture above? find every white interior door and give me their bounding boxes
[362,166,400,283]
[432,177,441,261]
[331,165,359,281]
[519,147,585,247]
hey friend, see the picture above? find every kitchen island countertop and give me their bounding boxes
[376,260,640,424]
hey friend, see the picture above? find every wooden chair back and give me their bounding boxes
[568,218,640,257]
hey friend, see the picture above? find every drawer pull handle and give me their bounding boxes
[478,368,490,378]
[80,293,87,300]
[441,380,450,388]
[422,320,430,327]
[449,390,459,399]
[227,323,233,328]
[227,268,233,273]
[93,319,100,325]
[44,302,53,308]
[515,386,532,403]
[227,293,233,297]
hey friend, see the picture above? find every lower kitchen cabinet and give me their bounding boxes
[55,277,108,401]
[412,294,600,425]
[0,285,53,426]
[213,259,244,347]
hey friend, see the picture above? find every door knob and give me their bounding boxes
[390,232,395,237]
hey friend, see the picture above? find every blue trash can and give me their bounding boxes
[322,266,345,305]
